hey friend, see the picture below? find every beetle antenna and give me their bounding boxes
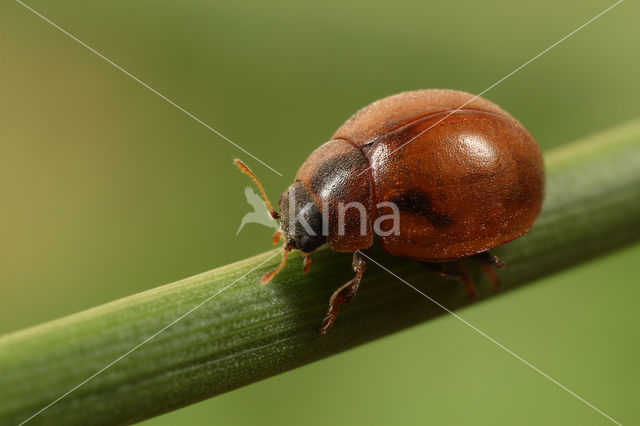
[234,159,280,219]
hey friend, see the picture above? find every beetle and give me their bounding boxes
[235,89,544,334]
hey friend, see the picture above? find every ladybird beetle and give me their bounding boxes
[236,89,544,334]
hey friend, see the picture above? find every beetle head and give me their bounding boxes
[279,182,326,253]
[235,159,325,284]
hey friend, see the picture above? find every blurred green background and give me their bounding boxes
[1,0,639,424]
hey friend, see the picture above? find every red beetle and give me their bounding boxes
[236,89,544,334]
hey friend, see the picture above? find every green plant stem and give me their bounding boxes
[2,119,640,425]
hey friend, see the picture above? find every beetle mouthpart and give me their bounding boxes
[261,242,293,285]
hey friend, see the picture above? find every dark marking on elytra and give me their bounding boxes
[391,191,455,227]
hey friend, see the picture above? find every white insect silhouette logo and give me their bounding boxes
[236,186,280,235]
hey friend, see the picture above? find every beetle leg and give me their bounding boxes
[473,251,505,268]
[272,230,284,245]
[453,262,477,300]
[319,251,368,335]
[422,261,477,298]
[481,265,500,290]
[472,251,505,290]
[261,241,294,285]
[421,262,463,280]
[302,253,312,273]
